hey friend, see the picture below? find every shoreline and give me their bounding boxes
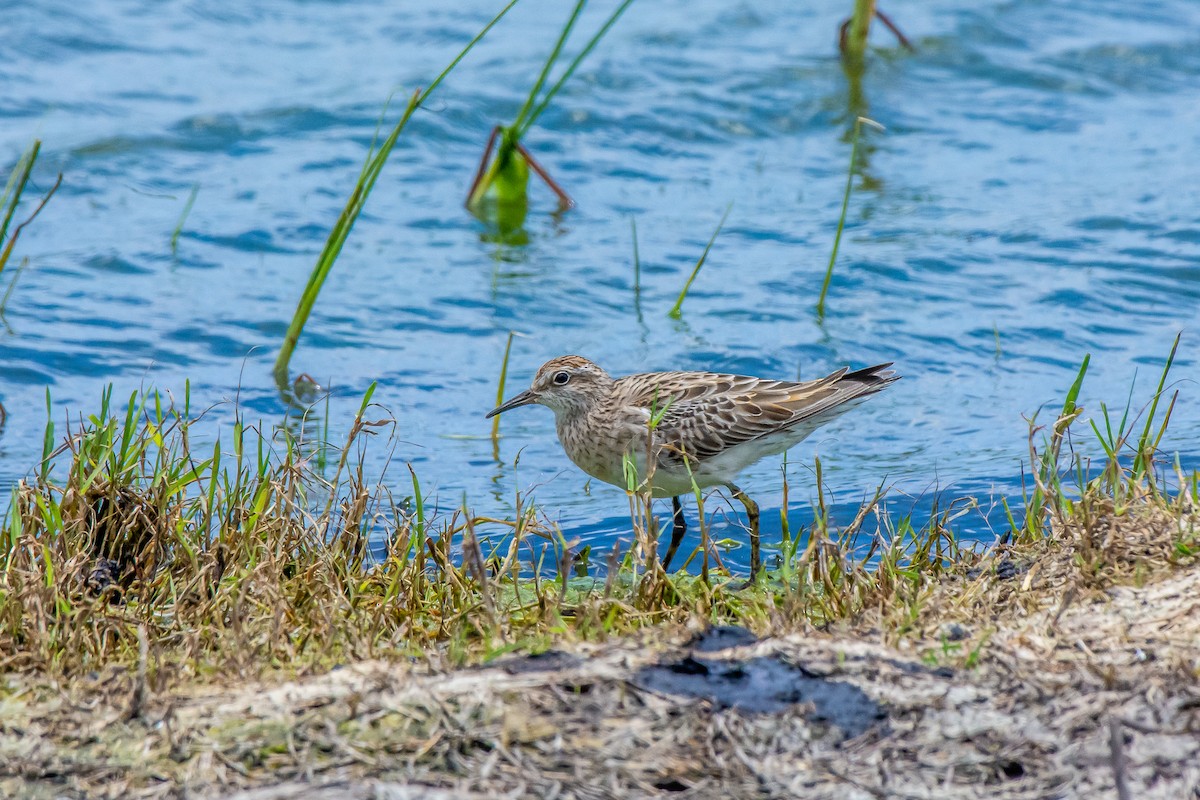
[2,362,1197,798]
[3,496,1197,799]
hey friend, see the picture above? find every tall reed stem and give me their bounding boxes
[274,1,520,385]
[816,117,881,321]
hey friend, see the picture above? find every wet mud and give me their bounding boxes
[635,654,886,738]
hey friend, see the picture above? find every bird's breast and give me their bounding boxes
[557,411,641,488]
[555,410,707,496]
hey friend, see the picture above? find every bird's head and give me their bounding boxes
[486,355,614,419]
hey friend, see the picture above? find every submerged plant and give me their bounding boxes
[838,0,914,66]
[465,0,635,236]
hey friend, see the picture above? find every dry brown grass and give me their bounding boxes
[2,502,1196,799]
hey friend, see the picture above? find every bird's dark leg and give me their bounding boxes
[727,483,761,581]
[661,495,686,571]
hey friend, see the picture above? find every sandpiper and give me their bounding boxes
[486,355,898,577]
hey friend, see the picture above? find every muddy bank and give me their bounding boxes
[3,534,1199,800]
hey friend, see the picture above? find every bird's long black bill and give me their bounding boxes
[485,389,538,418]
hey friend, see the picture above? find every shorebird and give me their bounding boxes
[486,355,898,577]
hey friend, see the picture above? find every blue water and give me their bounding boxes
[2,0,1198,569]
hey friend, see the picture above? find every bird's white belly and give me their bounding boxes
[559,409,819,497]
[569,438,770,498]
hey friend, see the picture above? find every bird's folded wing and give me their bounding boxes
[626,370,862,464]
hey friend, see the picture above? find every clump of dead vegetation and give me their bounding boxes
[864,338,1198,665]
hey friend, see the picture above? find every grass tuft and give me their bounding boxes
[1,342,1194,681]
[466,0,635,222]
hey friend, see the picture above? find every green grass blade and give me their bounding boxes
[0,257,29,315]
[630,216,640,295]
[273,0,520,383]
[273,91,420,386]
[512,0,586,137]
[1060,354,1089,419]
[491,332,516,449]
[1148,391,1178,458]
[816,117,881,320]
[1133,332,1180,476]
[668,203,732,319]
[409,464,426,540]
[1088,418,1116,460]
[0,140,39,250]
[39,388,55,484]
[1,141,61,278]
[522,0,636,137]
[170,185,199,254]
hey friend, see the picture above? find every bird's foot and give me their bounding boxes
[728,571,761,591]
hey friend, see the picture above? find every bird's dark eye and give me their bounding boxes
[552,370,571,386]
